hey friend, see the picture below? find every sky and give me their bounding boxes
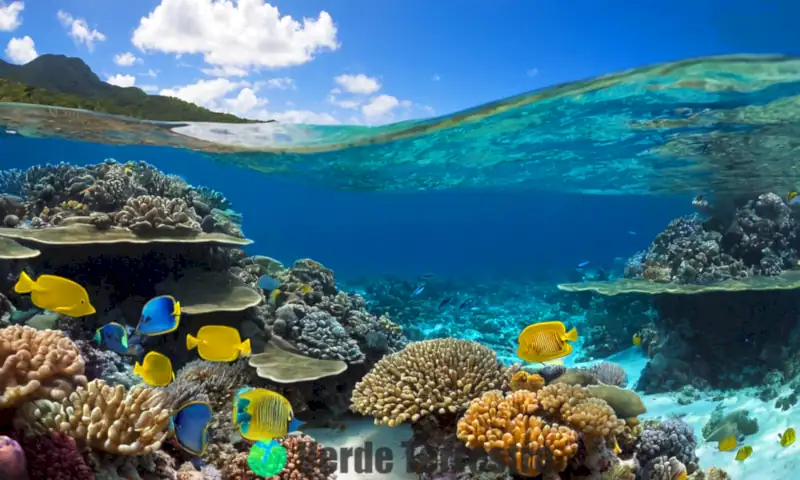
[0,0,799,126]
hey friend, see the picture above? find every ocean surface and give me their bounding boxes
[5,53,800,479]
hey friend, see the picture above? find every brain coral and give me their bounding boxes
[456,384,625,477]
[0,325,87,408]
[350,338,515,427]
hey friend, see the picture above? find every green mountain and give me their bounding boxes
[0,54,262,123]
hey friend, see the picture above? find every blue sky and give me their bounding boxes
[0,0,799,125]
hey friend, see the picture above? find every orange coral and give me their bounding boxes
[0,325,86,408]
[457,385,625,477]
[510,372,545,392]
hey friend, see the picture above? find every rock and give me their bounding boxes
[2,215,18,227]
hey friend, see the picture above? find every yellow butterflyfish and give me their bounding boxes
[299,284,313,295]
[270,289,281,302]
[789,191,799,202]
[779,427,796,447]
[232,387,304,442]
[186,325,251,362]
[517,321,578,363]
[632,334,642,346]
[735,445,752,461]
[14,271,96,317]
[134,351,175,387]
[718,434,737,452]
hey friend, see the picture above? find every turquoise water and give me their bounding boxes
[4,53,800,479]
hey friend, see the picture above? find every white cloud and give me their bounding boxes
[327,94,360,110]
[160,78,339,125]
[263,77,294,90]
[131,0,339,73]
[4,35,36,64]
[106,74,137,87]
[201,65,249,77]
[57,10,106,51]
[0,1,23,31]
[361,94,411,123]
[142,69,158,78]
[334,74,381,95]
[526,68,539,78]
[114,52,141,66]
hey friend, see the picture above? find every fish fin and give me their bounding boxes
[93,328,102,344]
[13,271,37,294]
[239,339,251,356]
[53,306,72,314]
[186,334,198,351]
[564,327,578,342]
[169,416,175,432]
[133,362,142,376]
[121,333,129,349]
[288,417,304,432]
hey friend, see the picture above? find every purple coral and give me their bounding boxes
[0,435,28,480]
[635,418,698,472]
[18,432,93,480]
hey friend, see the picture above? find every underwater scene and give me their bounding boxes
[9,50,800,480]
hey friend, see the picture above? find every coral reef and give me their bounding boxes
[635,418,698,475]
[17,431,93,480]
[350,338,517,427]
[0,435,28,480]
[112,195,202,234]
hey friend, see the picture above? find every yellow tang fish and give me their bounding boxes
[718,434,737,452]
[232,387,304,442]
[632,334,642,346]
[299,284,313,295]
[779,427,796,447]
[134,351,175,387]
[674,472,687,480]
[517,321,578,363]
[14,271,96,317]
[789,191,799,203]
[735,445,752,461]
[186,325,252,362]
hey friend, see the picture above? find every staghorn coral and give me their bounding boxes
[510,372,545,392]
[112,195,202,234]
[351,338,515,427]
[584,362,629,388]
[55,379,172,455]
[17,432,93,480]
[0,325,87,408]
[0,435,28,480]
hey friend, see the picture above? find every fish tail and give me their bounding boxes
[13,271,37,294]
[186,334,199,351]
[133,362,142,376]
[239,339,251,356]
[564,328,578,342]
[173,300,181,318]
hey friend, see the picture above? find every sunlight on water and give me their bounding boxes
[5,54,800,193]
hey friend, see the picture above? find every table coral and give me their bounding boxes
[0,325,87,408]
[55,379,172,455]
[350,338,515,427]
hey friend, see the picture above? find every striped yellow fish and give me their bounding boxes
[735,445,752,461]
[232,387,304,441]
[517,321,578,363]
[779,427,795,447]
[718,434,737,452]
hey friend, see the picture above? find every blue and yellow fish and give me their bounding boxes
[14,271,95,317]
[257,275,281,291]
[232,387,304,442]
[134,351,175,387]
[517,321,578,363]
[93,322,133,356]
[247,440,288,477]
[136,295,180,336]
[170,401,212,456]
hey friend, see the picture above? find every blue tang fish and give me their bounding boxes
[136,295,181,336]
[170,401,212,456]
[93,322,132,355]
[257,275,281,291]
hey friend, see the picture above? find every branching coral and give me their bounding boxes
[112,195,201,234]
[457,384,625,478]
[53,379,171,455]
[350,338,515,427]
[0,325,87,408]
[635,418,698,474]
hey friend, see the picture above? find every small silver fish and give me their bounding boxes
[413,284,425,296]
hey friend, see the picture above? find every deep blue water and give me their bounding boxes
[1,135,688,281]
